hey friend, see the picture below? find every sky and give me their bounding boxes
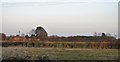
[0,0,119,37]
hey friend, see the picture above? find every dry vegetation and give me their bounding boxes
[2,47,118,60]
[2,41,119,49]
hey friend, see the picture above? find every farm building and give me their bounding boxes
[35,26,48,41]
[0,33,6,40]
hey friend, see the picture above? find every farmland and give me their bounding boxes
[2,47,118,60]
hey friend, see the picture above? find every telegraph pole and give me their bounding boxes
[19,31,20,36]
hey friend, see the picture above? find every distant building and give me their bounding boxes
[12,35,27,42]
[35,26,48,41]
[0,33,6,40]
[13,35,21,42]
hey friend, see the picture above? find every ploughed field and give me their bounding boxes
[2,47,118,60]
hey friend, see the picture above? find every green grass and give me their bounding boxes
[2,47,118,60]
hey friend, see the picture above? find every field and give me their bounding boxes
[2,47,119,60]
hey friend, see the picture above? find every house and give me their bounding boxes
[0,33,6,41]
[35,26,48,41]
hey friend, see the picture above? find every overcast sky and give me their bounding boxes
[0,0,119,37]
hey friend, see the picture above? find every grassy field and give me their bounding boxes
[2,47,118,60]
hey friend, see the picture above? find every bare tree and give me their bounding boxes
[106,33,111,37]
[29,29,36,36]
[93,32,97,36]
